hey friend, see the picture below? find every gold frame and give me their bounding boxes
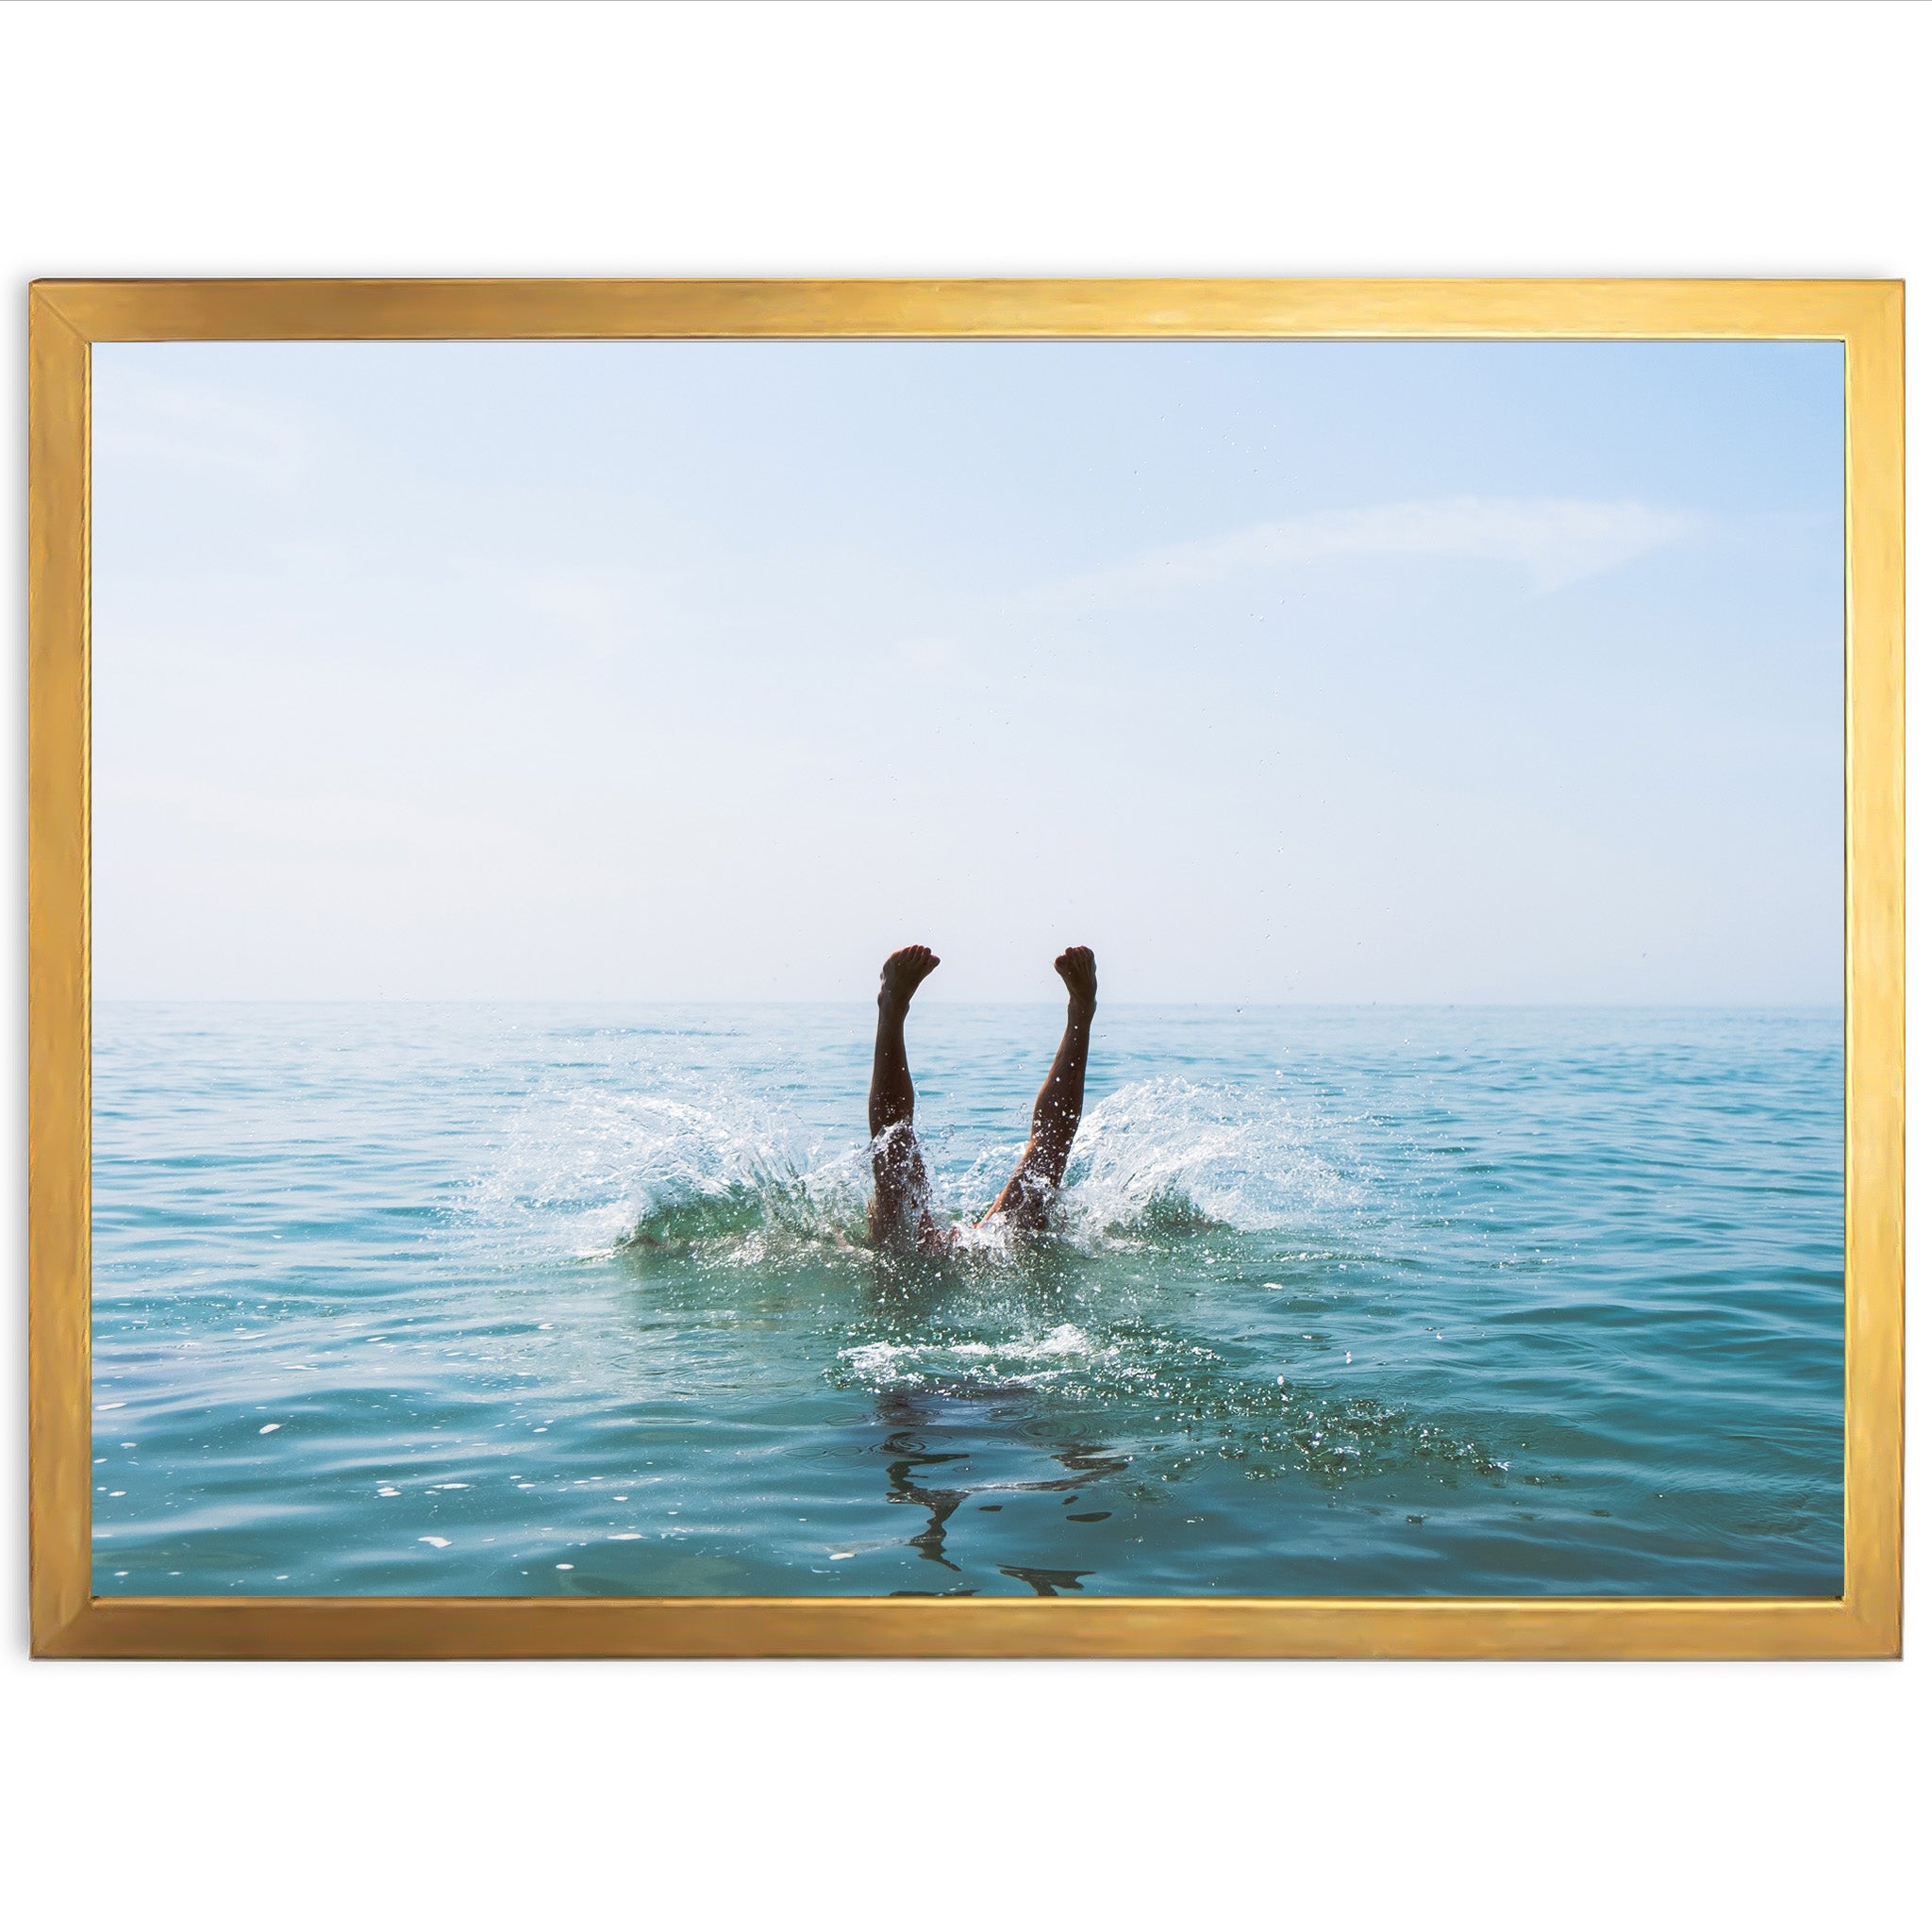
[29,278,1904,1658]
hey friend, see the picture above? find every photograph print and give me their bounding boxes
[88,329,1845,1603]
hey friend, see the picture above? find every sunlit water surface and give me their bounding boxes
[92,1003,1843,1598]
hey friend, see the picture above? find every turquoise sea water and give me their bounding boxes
[91,1003,1843,1598]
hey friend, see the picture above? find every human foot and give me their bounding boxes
[1055,945,1097,1013]
[879,943,941,1011]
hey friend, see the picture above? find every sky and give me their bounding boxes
[90,337,1844,1004]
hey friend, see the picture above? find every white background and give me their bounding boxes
[1,4,1924,1926]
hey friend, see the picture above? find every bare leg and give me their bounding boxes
[867,944,942,1251]
[983,947,1097,1232]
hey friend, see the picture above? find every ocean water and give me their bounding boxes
[91,1003,1844,1599]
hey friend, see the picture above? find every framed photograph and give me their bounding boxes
[28,278,1901,1657]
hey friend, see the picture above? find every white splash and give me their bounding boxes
[839,1324,1104,1391]
[1058,1077,1353,1239]
[458,1067,868,1264]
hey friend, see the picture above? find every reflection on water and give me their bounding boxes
[874,1386,1132,1583]
[1000,1567,1092,1598]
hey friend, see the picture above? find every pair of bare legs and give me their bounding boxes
[866,943,1098,1254]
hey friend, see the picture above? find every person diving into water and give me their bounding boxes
[867,943,1097,1253]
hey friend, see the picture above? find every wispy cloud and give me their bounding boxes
[1025,496,1703,608]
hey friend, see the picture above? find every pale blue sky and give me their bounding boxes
[91,339,1843,1003]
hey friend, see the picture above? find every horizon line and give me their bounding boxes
[91,994,1846,1010]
